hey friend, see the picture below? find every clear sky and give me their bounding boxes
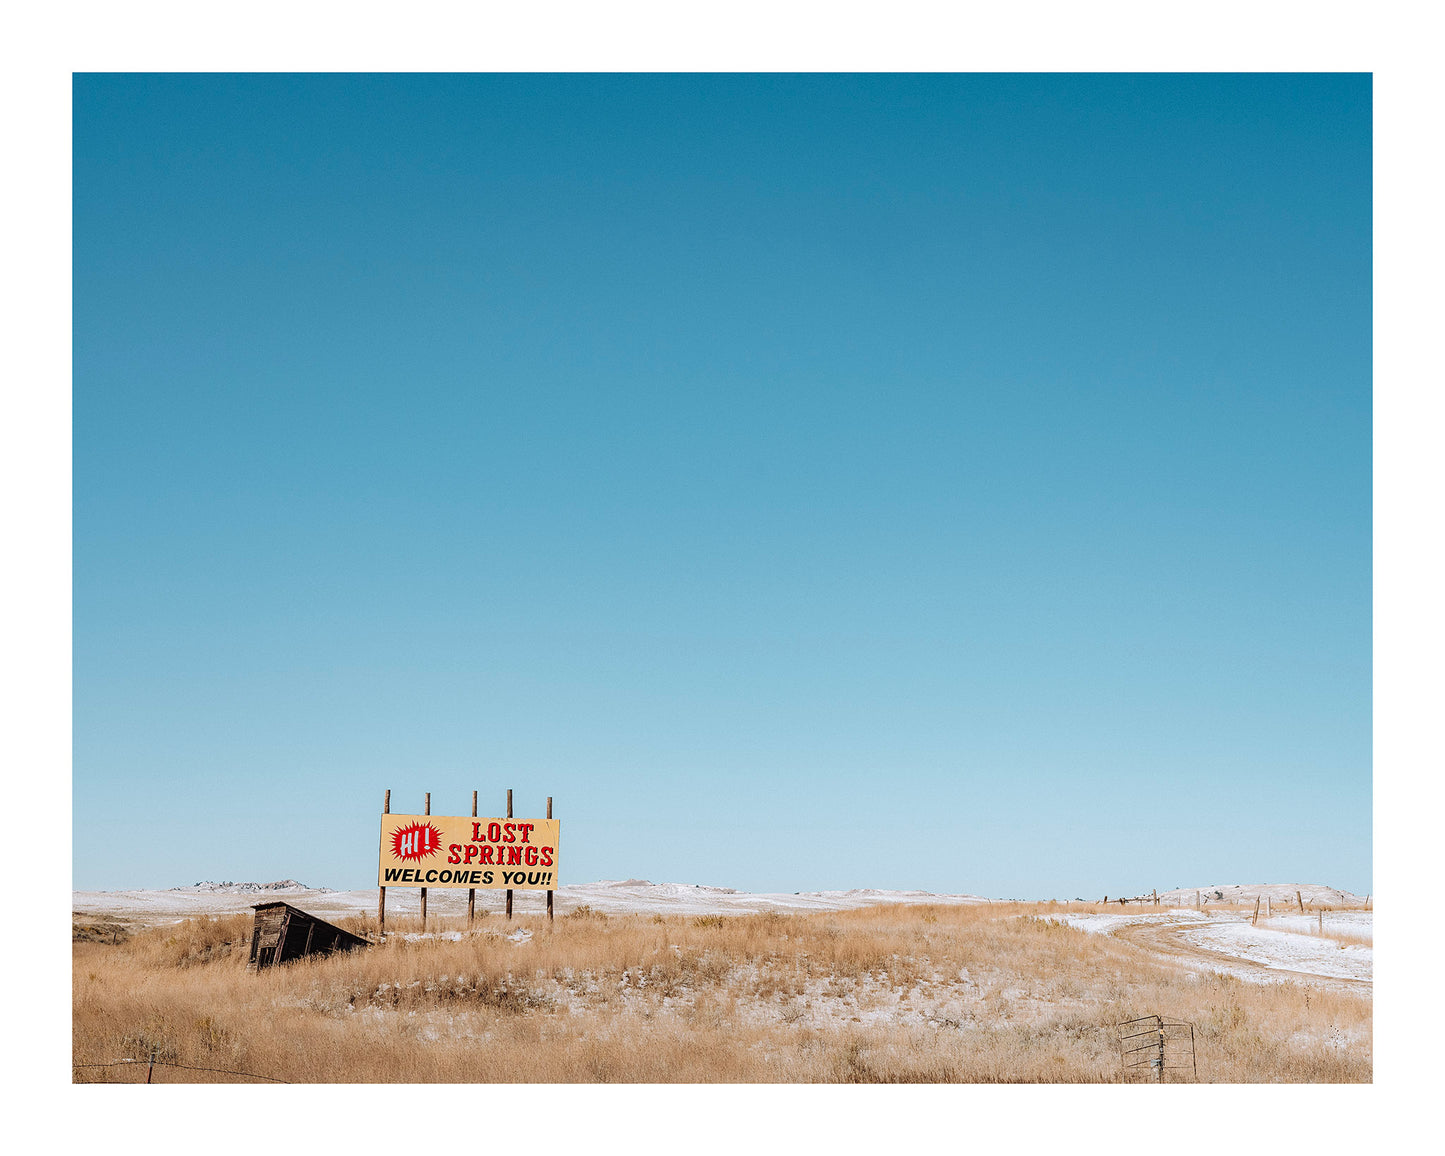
[73,73,1371,898]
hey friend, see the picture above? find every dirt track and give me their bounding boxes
[1112,917,1372,994]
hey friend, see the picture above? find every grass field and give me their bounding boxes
[72,902,1371,1083]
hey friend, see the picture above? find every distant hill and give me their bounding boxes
[169,880,330,894]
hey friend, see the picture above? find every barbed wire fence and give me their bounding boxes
[73,1055,289,1084]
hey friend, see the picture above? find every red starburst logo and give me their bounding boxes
[390,821,443,862]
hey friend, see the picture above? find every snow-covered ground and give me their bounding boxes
[557,879,991,916]
[73,882,362,923]
[72,878,991,924]
[1040,910,1216,935]
[1177,921,1372,982]
[1036,907,1372,985]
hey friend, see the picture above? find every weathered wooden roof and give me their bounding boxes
[249,901,371,944]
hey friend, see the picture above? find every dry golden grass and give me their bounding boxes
[72,902,1370,1083]
[1268,925,1375,949]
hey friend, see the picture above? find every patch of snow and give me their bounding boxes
[1036,910,1215,935]
[1177,922,1372,982]
[1035,908,1372,985]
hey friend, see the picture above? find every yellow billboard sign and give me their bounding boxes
[378,814,560,890]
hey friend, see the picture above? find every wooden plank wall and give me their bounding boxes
[250,903,370,970]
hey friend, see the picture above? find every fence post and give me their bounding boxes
[146,1051,156,1084]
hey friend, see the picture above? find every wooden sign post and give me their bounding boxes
[547,795,554,923]
[378,789,391,937]
[420,792,431,933]
[468,790,478,927]
[505,788,514,921]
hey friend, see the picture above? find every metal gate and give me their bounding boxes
[1118,1015,1197,1082]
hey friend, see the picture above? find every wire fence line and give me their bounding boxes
[73,1058,290,1084]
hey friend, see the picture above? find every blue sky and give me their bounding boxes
[73,74,1371,897]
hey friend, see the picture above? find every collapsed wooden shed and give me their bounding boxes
[248,901,370,971]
